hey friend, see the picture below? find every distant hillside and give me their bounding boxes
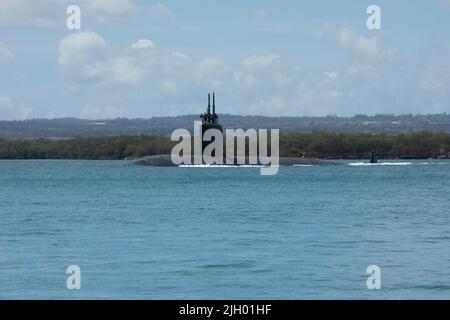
[0,113,450,139]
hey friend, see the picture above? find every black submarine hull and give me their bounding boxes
[134,154,339,166]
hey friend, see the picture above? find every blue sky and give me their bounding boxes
[0,0,450,119]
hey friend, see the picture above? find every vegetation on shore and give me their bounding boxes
[281,132,450,159]
[0,132,449,160]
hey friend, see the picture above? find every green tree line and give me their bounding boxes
[0,136,173,160]
[281,132,450,159]
[0,132,449,160]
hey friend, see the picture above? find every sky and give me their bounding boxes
[0,0,450,120]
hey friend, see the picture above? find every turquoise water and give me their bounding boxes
[0,160,449,299]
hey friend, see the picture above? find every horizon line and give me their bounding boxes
[0,112,449,122]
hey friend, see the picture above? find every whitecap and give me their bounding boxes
[348,162,412,166]
[179,164,262,168]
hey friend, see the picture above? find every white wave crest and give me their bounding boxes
[179,164,262,168]
[348,162,412,166]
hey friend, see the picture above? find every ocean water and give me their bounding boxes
[0,160,449,299]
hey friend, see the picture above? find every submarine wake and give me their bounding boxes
[179,164,264,168]
[348,162,412,166]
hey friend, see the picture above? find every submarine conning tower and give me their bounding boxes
[200,93,223,156]
[200,92,221,127]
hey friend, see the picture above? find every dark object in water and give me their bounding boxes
[369,151,378,164]
[134,93,340,167]
[134,154,339,166]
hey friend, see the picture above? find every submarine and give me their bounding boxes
[135,93,338,167]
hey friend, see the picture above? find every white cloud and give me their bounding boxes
[0,96,33,120]
[338,27,389,60]
[194,58,232,89]
[0,43,14,65]
[55,29,449,117]
[59,32,159,86]
[241,54,279,69]
[0,96,13,107]
[314,23,391,60]
[171,52,192,64]
[346,63,371,76]
[58,32,155,87]
[249,96,286,114]
[290,72,347,116]
[58,31,108,83]
[108,56,143,86]
[58,31,107,64]
[57,32,356,116]
[324,71,339,80]
[234,54,291,91]
[131,39,155,49]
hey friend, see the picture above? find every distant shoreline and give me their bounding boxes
[1,158,449,161]
[1,113,450,138]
